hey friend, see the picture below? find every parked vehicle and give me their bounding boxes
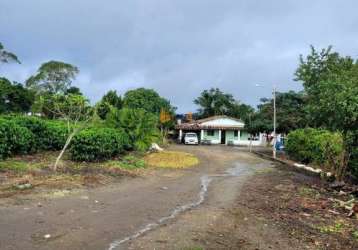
[184,132,199,145]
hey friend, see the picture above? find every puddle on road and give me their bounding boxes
[107,162,267,250]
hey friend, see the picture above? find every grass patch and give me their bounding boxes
[298,186,320,199]
[104,155,146,170]
[144,151,199,168]
[352,230,358,240]
[318,220,345,234]
[0,159,47,172]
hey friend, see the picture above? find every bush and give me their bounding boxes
[43,120,68,150]
[0,119,35,159]
[106,108,160,151]
[70,128,129,162]
[286,128,346,179]
[4,115,68,151]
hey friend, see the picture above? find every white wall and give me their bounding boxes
[201,118,244,127]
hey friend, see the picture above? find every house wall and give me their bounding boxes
[240,131,249,140]
[202,130,220,144]
[201,118,244,127]
[200,129,265,146]
[225,130,239,144]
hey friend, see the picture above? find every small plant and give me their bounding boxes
[298,187,320,199]
[318,220,345,234]
[352,230,358,240]
[119,155,146,170]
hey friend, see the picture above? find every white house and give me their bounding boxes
[176,115,265,146]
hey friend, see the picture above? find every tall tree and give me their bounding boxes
[123,88,175,115]
[194,88,236,117]
[295,46,358,132]
[250,91,307,134]
[194,88,254,120]
[65,86,83,96]
[226,102,254,121]
[96,90,122,120]
[26,61,79,94]
[295,46,358,178]
[0,77,34,113]
[102,90,122,109]
[0,42,20,64]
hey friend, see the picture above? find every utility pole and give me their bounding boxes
[273,85,277,159]
[254,83,277,158]
[249,113,252,152]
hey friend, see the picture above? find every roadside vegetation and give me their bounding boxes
[144,151,199,168]
[0,42,357,197]
[0,42,182,197]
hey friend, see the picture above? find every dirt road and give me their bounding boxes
[0,145,272,250]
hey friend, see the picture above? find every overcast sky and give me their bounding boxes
[1,0,357,112]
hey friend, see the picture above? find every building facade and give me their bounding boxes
[176,115,265,146]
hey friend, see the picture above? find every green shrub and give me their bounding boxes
[4,115,68,151]
[43,120,68,150]
[286,128,316,163]
[106,108,160,151]
[70,128,129,162]
[0,119,35,159]
[287,128,346,179]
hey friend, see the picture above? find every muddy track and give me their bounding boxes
[0,145,269,250]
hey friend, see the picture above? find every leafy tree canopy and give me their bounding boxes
[295,45,358,177]
[0,42,20,64]
[295,46,358,133]
[65,86,82,96]
[194,88,254,121]
[194,88,235,117]
[123,88,175,115]
[102,90,122,109]
[96,90,122,120]
[0,77,34,114]
[248,91,307,134]
[26,61,79,94]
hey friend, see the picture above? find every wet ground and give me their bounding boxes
[1,145,356,250]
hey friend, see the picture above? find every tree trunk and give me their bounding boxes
[53,131,76,171]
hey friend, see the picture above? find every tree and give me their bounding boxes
[0,42,20,64]
[226,102,254,121]
[106,108,159,151]
[250,91,307,134]
[123,88,175,115]
[295,46,358,132]
[295,46,358,179]
[194,88,236,117]
[102,90,122,109]
[65,86,83,96]
[0,77,34,113]
[51,94,93,171]
[194,88,254,121]
[96,90,122,120]
[96,101,112,120]
[26,61,79,94]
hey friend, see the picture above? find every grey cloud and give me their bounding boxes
[1,0,358,112]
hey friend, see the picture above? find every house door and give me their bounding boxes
[221,131,226,144]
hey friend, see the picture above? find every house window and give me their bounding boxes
[207,130,214,136]
[234,130,238,137]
